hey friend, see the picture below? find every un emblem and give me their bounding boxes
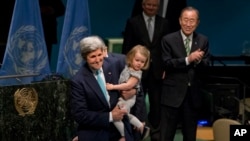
[8,25,47,74]
[14,87,38,116]
[64,26,89,76]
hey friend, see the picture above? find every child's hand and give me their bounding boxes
[106,83,114,90]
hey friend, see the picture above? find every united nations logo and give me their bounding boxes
[63,26,89,77]
[14,87,38,116]
[7,25,48,74]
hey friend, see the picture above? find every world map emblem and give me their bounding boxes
[63,26,89,77]
[7,25,48,74]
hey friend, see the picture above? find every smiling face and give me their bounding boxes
[86,48,104,70]
[179,8,200,36]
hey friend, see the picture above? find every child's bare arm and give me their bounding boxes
[106,76,139,91]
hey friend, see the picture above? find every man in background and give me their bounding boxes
[122,0,170,140]
[131,0,187,33]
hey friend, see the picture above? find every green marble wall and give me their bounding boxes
[0,80,75,141]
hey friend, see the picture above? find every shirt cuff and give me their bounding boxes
[109,112,113,122]
[185,57,190,65]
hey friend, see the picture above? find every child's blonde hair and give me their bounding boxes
[126,45,150,70]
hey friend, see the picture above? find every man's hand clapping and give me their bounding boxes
[188,48,204,63]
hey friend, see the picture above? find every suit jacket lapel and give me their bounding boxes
[138,15,151,45]
[103,59,118,107]
[82,65,109,108]
[176,31,187,56]
[103,60,112,83]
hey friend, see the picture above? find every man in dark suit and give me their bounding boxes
[70,36,146,141]
[122,0,170,140]
[160,7,210,141]
[131,0,186,33]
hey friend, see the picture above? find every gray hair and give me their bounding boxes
[79,35,106,60]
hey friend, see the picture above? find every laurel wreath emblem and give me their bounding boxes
[14,87,38,116]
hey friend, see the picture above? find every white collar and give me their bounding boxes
[142,12,155,21]
[180,30,193,42]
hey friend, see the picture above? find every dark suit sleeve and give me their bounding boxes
[196,37,211,67]
[161,34,187,70]
[118,54,126,71]
[70,77,110,129]
[131,85,147,122]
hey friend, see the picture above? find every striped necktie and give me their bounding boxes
[185,38,191,55]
